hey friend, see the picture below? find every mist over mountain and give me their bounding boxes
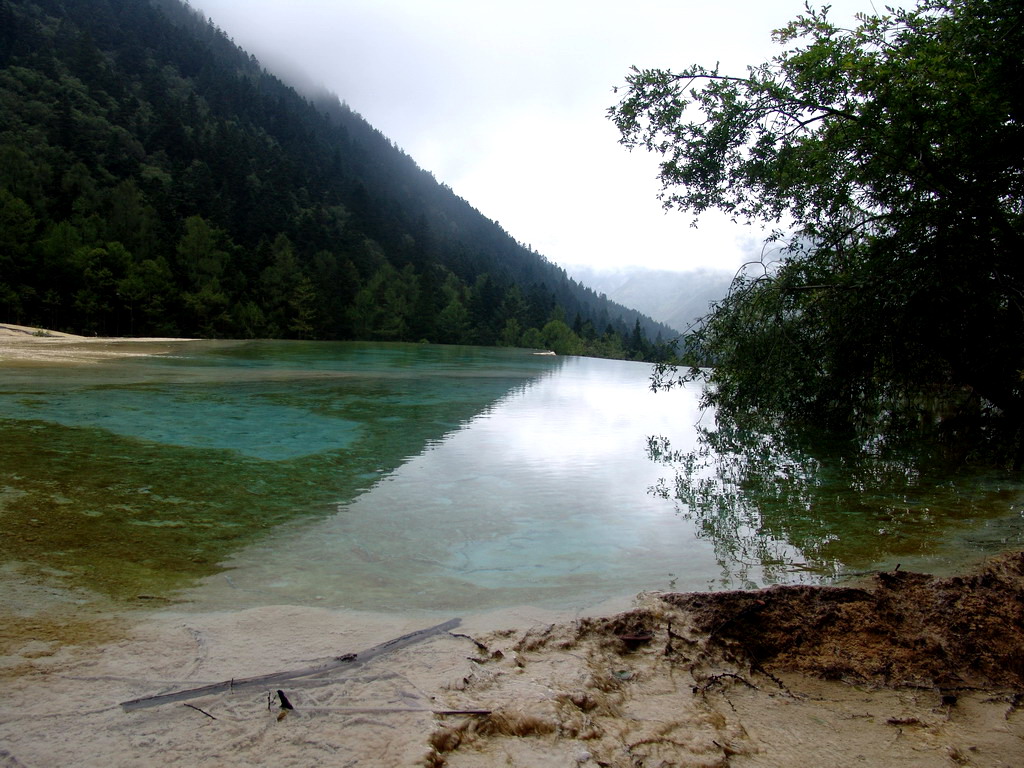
[567,266,734,336]
[0,0,674,359]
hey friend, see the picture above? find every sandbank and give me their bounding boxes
[0,323,197,365]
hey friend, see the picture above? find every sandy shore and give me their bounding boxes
[2,327,1022,765]
[2,554,1023,768]
[0,323,197,364]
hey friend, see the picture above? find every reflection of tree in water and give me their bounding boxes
[649,424,1024,588]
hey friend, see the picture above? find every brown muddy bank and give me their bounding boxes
[431,552,1024,767]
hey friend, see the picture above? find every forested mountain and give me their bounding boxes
[0,0,674,359]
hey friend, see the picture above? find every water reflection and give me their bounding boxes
[182,356,717,612]
[649,420,1024,585]
[4,340,1022,612]
[0,342,564,599]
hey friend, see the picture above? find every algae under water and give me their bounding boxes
[0,341,561,601]
[1,340,1022,614]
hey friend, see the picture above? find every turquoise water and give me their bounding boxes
[2,340,1022,613]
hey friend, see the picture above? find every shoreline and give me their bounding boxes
[3,325,1022,764]
[0,323,200,365]
[1,554,1022,767]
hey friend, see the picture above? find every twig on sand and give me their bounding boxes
[183,703,217,720]
[450,633,489,653]
[120,618,461,711]
[694,672,759,695]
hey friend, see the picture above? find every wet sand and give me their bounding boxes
[0,323,196,364]
[2,555,1023,767]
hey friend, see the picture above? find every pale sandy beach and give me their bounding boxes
[3,561,1023,768]
[0,323,197,364]
[2,330,1022,767]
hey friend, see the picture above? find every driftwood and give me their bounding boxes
[120,617,461,711]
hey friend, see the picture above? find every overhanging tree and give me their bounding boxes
[610,0,1024,458]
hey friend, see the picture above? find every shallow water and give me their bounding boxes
[2,340,1022,615]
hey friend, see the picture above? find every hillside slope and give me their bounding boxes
[0,0,673,358]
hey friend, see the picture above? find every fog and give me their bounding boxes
[194,0,892,275]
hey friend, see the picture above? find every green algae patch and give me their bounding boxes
[0,346,547,603]
[0,418,364,600]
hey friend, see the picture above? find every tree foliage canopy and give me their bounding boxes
[611,0,1024,458]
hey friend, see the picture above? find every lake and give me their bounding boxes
[2,340,1022,615]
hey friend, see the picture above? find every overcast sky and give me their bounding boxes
[192,0,887,275]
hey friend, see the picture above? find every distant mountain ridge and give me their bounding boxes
[567,266,734,336]
[0,0,674,359]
